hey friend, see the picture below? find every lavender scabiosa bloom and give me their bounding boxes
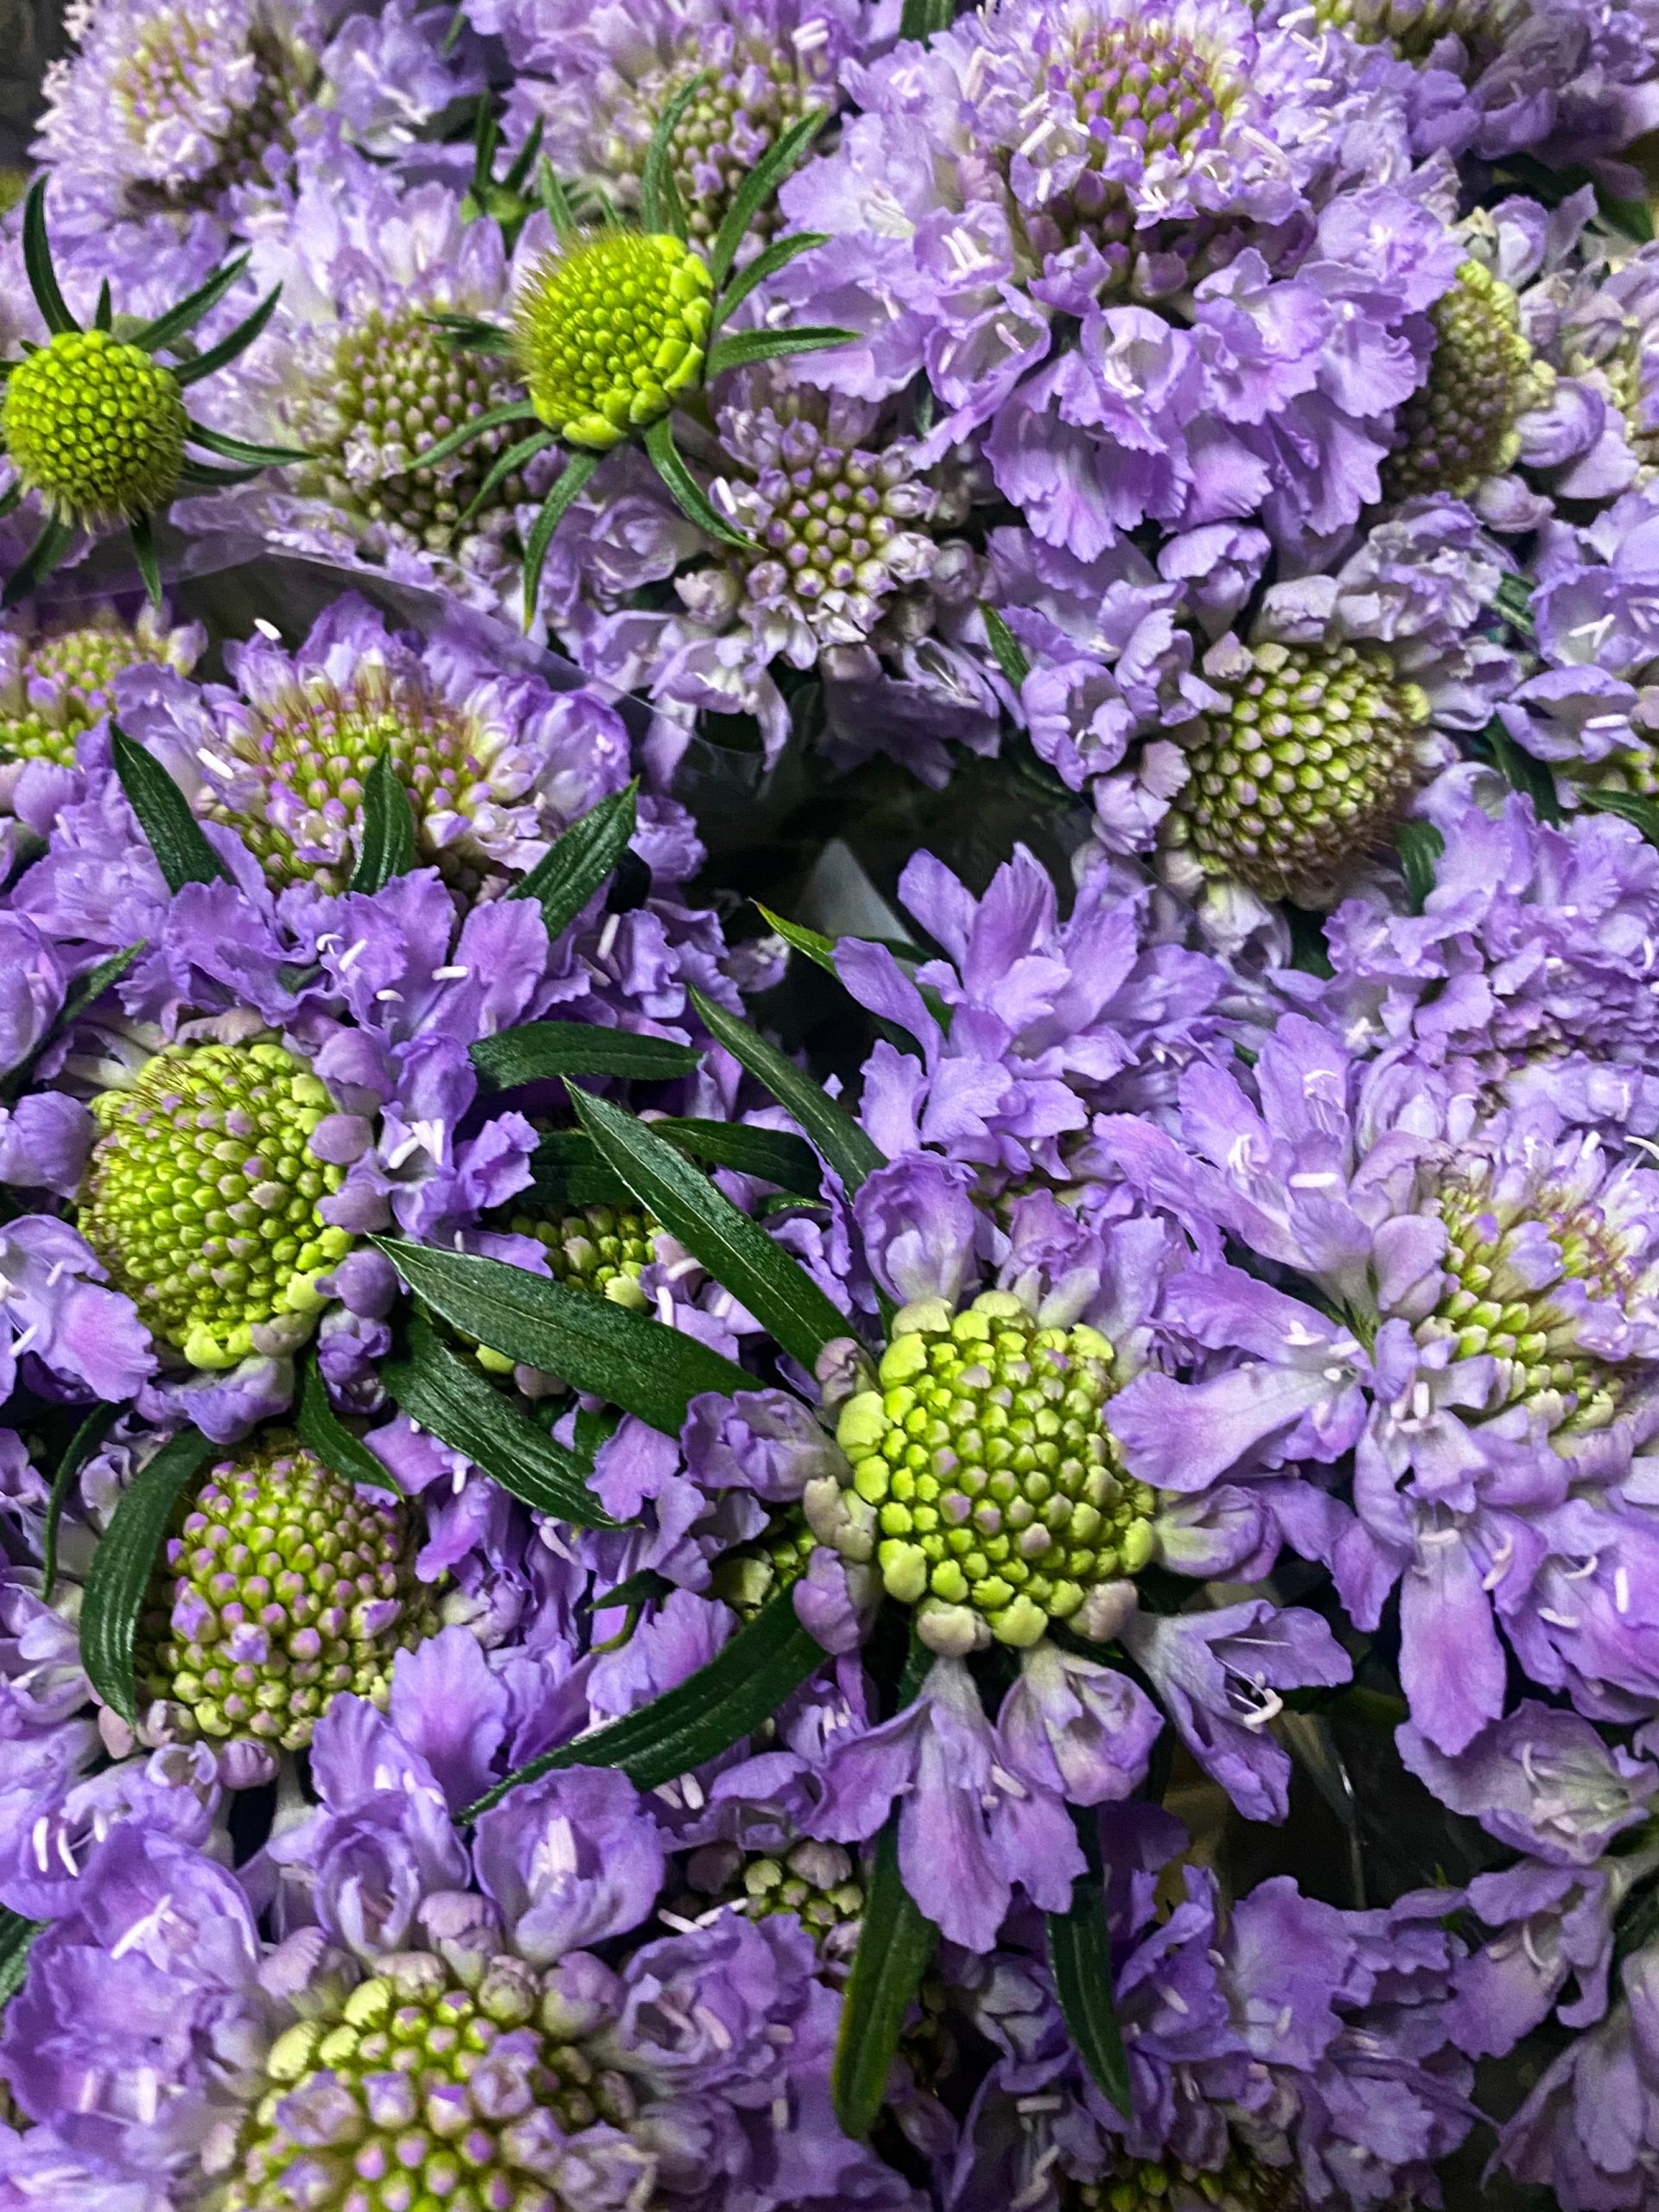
[471,0,874,250]
[175,153,558,604]
[33,0,480,238]
[1101,1017,1659,1751]
[777,0,1463,562]
[1308,779,1659,1138]
[0,601,204,776]
[118,593,632,896]
[0,1629,906,2211]
[1555,228,1659,489]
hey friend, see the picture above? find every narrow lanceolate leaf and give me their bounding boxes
[1482,717,1560,825]
[639,70,707,239]
[186,423,309,467]
[522,450,601,621]
[1046,1825,1133,2117]
[690,987,887,1196]
[833,1818,940,2139]
[41,1402,119,1599]
[0,941,145,1105]
[644,417,753,549]
[461,428,556,525]
[708,108,830,288]
[649,1119,823,1198]
[508,782,638,938]
[462,1586,826,1819]
[110,722,232,892]
[426,311,516,358]
[711,232,829,332]
[129,512,162,609]
[22,181,77,336]
[705,327,855,379]
[133,253,251,355]
[899,0,956,37]
[0,1908,38,2010]
[93,279,113,333]
[569,1084,847,1370]
[350,751,418,893]
[417,397,542,474]
[1395,819,1445,914]
[754,901,837,977]
[525,1128,634,1209]
[372,1238,752,1434]
[981,603,1032,687]
[172,285,285,385]
[79,1425,218,1724]
[1583,787,1659,849]
[3,517,74,610]
[294,1353,400,1497]
[470,1021,700,1089]
[382,1313,620,1528]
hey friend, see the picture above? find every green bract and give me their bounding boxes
[77,1039,353,1370]
[513,231,712,451]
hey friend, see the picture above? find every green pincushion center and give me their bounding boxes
[1307,0,1521,63]
[77,1038,354,1370]
[1386,260,1548,499]
[0,614,158,766]
[137,1435,435,1751]
[226,1951,632,2212]
[1069,2144,1307,2210]
[606,48,831,244]
[1066,19,1235,160]
[1166,639,1430,906]
[2,328,188,528]
[812,1288,1156,1652]
[513,1201,657,1306]
[512,231,713,452]
[1417,1168,1637,1431]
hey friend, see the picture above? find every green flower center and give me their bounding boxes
[1418,1166,1639,1431]
[224,1951,634,2212]
[136,1434,435,1751]
[2,329,188,529]
[473,1201,658,1380]
[1307,0,1521,64]
[302,307,537,554]
[1386,261,1549,499]
[734,422,935,638]
[0,612,171,767]
[512,232,712,452]
[194,664,502,895]
[1570,325,1659,489]
[1163,639,1431,907]
[709,1505,817,1616]
[811,1289,1156,1654]
[113,19,309,213]
[77,1039,353,1370]
[1068,2145,1306,2210]
[680,1839,865,1948]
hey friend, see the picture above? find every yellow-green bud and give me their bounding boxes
[512,231,713,451]
[3,328,188,529]
[1385,260,1552,501]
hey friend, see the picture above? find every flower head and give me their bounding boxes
[514,231,714,452]
[2,329,188,531]
[0,599,202,770]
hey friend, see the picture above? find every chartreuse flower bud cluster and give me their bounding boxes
[224,1948,639,2212]
[136,1434,436,1752]
[76,1039,353,1370]
[806,1288,1158,1656]
[472,1201,658,1379]
[1067,2144,1306,2212]
[0,601,200,766]
[513,231,713,454]
[1385,259,1551,501]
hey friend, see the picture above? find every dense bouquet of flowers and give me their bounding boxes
[4,0,1659,2205]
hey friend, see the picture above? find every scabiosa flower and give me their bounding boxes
[777,0,1462,561]
[0,599,203,773]
[1307,779,1659,1138]
[118,593,632,896]
[1100,1016,1659,1751]
[0,1630,909,2211]
[1555,227,1659,489]
[473,0,871,249]
[32,0,481,237]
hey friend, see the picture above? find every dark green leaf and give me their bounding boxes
[294,1353,400,1497]
[706,327,855,379]
[754,900,837,977]
[173,285,284,385]
[111,722,232,893]
[1047,1815,1132,2117]
[504,116,546,195]
[461,427,556,524]
[178,457,264,488]
[0,1908,38,2010]
[470,1021,700,1089]
[462,1586,826,1817]
[711,232,829,331]
[93,278,112,333]
[133,253,251,355]
[524,1136,635,1209]
[371,1237,753,1433]
[709,109,831,287]
[981,603,1032,687]
[383,1312,620,1527]
[644,417,753,548]
[1583,787,1659,849]
[3,517,74,610]
[0,941,145,1105]
[129,511,162,608]
[899,0,955,35]
[508,782,638,938]
[417,397,542,473]
[582,1566,674,1613]
[41,1402,119,1600]
[471,92,499,189]
[0,481,20,521]
[650,1118,823,1197]
[185,423,309,467]
[1495,571,1535,639]
[349,751,418,893]
[1395,819,1444,914]
[79,1425,217,1723]
[1602,189,1656,245]
[522,451,601,621]
[832,1817,939,2138]
[568,1084,848,1370]
[425,312,516,358]
[1481,717,1560,824]
[690,987,887,1196]
[22,182,76,337]
[537,159,580,239]
[639,71,707,238]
